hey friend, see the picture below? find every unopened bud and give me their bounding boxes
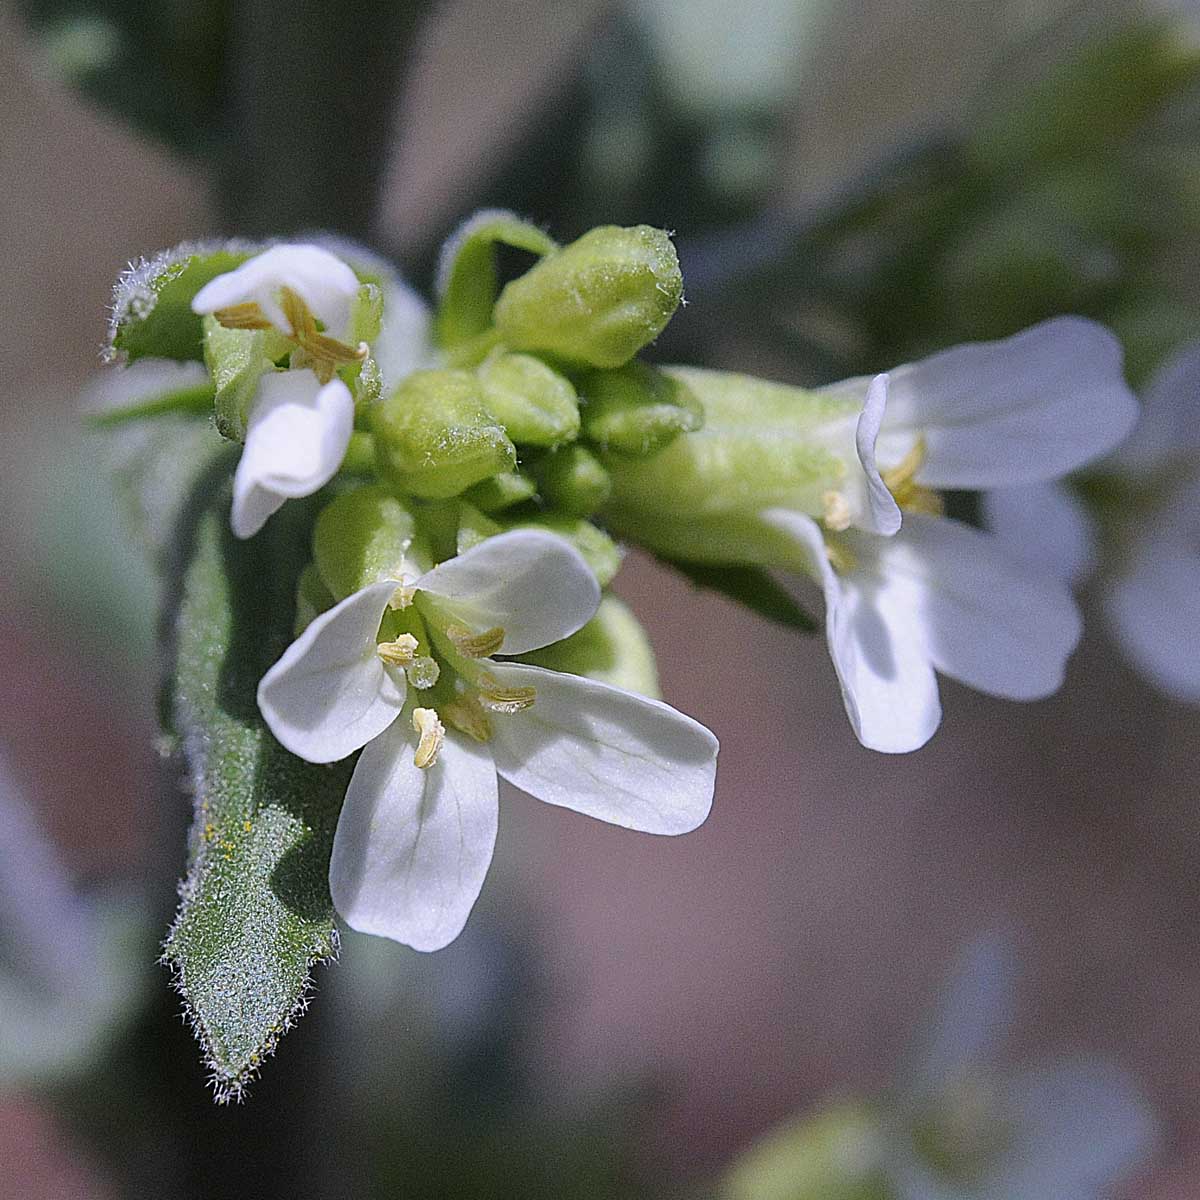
[494,225,683,368]
[533,443,612,516]
[477,351,581,446]
[463,470,539,513]
[580,362,702,456]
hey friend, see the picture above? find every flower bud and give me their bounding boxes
[370,369,517,499]
[517,595,661,698]
[493,514,622,586]
[313,485,431,600]
[533,444,612,516]
[294,562,335,636]
[477,351,581,446]
[580,362,702,456]
[493,225,683,368]
[462,470,539,513]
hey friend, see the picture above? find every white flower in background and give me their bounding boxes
[258,529,718,951]
[192,243,368,539]
[985,342,1200,704]
[227,369,354,540]
[767,318,1137,752]
[882,937,1159,1200]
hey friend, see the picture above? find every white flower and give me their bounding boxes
[883,938,1158,1200]
[985,342,1200,703]
[229,369,354,539]
[191,242,361,342]
[766,509,1082,753]
[257,529,718,951]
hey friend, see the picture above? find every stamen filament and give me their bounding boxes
[446,624,506,658]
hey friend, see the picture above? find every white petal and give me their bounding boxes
[257,581,405,763]
[374,278,437,391]
[884,317,1139,488]
[987,1058,1159,1197]
[763,509,943,754]
[854,373,903,536]
[231,371,353,538]
[1111,339,1200,474]
[981,481,1099,587]
[330,721,498,952]
[486,662,716,834]
[191,243,361,339]
[416,530,600,654]
[1105,515,1200,703]
[873,514,1083,700]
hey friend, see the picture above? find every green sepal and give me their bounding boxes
[313,485,431,600]
[494,513,622,587]
[371,369,517,499]
[110,243,254,364]
[532,443,613,516]
[517,594,660,698]
[657,555,818,633]
[494,225,683,368]
[435,210,558,349]
[580,362,703,456]
[462,470,539,513]
[203,317,278,442]
[350,282,384,345]
[477,351,581,446]
[162,468,353,1100]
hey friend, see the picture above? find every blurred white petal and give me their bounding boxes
[981,481,1099,587]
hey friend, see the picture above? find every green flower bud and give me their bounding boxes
[202,316,281,442]
[533,443,612,517]
[720,1103,887,1200]
[493,225,683,368]
[455,502,503,556]
[370,369,517,500]
[517,594,660,698]
[313,485,431,600]
[462,470,539,513]
[603,366,859,562]
[494,513,623,587]
[293,562,336,636]
[580,362,703,456]
[477,351,581,446]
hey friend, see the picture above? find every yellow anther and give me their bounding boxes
[279,286,368,384]
[376,633,418,667]
[880,436,944,515]
[824,537,857,575]
[446,624,506,658]
[412,707,445,769]
[388,583,417,610]
[212,301,274,330]
[477,673,537,714]
[442,693,494,743]
[822,489,852,532]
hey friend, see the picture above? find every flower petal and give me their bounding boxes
[417,530,600,654]
[763,509,943,754]
[884,317,1138,488]
[486,662,716,834]
[330,720,498,951]
[854,373,903,536]
[191,243,361,339]
[981,481,1099,587]
[1105,504,1200,703]
[987,1058,1159,1198]
[875,513,1082,700]
[257,581,405,763]
[1111,339,1200,474]
[231,371,353,538]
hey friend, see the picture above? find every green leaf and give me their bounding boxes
[657,556,818,633]
[434,210,558,349]
[109,243,254,364]
[162,468,352,1099]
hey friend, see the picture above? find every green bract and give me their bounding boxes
[493,225,683,368]
[579,361,703,456]
[477,351,581,446]
[370,369,517,499]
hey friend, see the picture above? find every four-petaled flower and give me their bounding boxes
[258,529,719,951]
[191,244,366,539]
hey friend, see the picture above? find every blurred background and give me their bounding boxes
[2,0,1199,1196]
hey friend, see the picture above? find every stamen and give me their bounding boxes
[412,707,445,769]
[446,624,506,658]
[824,537,856,575]
[880,437,944,516]
[212,301,273,330]
[376,633,418,667]
[280,286,368,384]
[388,583,417,610]
[822,489,852,532]
[442,693,494,743]
[477,673,537,714]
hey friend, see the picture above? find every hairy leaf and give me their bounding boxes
[162,467,351,1099]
